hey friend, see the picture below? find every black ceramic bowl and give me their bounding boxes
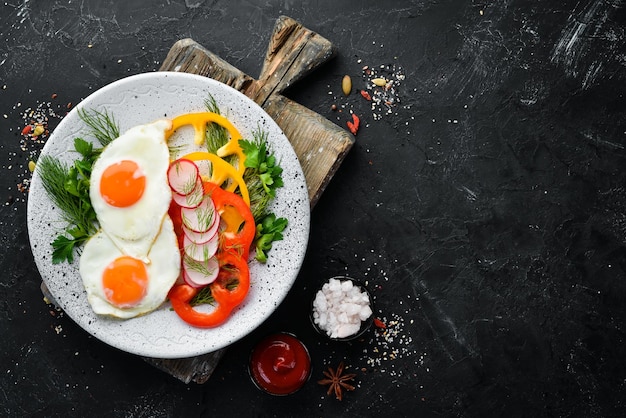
[310,276,374,342]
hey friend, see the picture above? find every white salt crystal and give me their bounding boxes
[311,277,373,339]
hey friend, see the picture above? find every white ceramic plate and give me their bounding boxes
[27,72,310,358]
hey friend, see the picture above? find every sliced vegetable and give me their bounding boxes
[183,232,219,262]
[166,112,247,178]
[167,158,200,196]
[171,178,204,209]
[168,251,250,328]
[182,215,220,245]
[181,196,216,233]
[182,254,220,287]
[181,152,250,205]
[204,182,255,260]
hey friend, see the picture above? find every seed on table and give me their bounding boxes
[372,77,387,86]
[342,75,352,96]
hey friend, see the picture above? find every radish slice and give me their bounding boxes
[183,232,219,262]
[168,159,200,196]
[172,177,204,208]
[182,211,220,244]
[181,196,216,233]
[182,270,204,288]
[183,254,220,287]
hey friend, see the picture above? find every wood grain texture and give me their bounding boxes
[250,15,336,105]
[159,38,255,92]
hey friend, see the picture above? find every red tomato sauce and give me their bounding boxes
[249,333,311,395]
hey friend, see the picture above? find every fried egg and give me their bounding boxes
[79,216,181,319]
[89,119,172,262]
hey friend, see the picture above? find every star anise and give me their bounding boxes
[317,362,356,401]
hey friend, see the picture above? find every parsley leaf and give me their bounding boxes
[240,135,284,203]
[254,213,288,263]
[51,235,78,264]
[74,137,93,158]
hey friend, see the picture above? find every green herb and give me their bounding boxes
[38,138,100,264]
[240,129,284,220]
[78,108,119,147]
[190,279,239,306]
[254,213,288,263]
[204,96,230,155]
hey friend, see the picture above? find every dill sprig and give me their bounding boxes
[190,279,239,306]
[204,96,229,154]
[78,108,119,147]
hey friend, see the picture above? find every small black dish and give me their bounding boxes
[310,276,374,342]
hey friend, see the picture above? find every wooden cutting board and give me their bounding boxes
[142,16,354,383]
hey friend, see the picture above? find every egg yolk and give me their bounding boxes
[100,160,146,207]
[102,256,148,307]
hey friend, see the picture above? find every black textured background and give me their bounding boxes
[1,1,625,416]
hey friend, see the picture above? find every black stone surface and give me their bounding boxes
[2,0,626,416]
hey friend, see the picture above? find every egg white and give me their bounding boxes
[89,119,172,262]
[79,216,181,319]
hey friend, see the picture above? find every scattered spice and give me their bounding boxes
[362,312,419,374]
[360,63,405,120]
[318,362,356,401]
[8,97,67,204]
[373,317,386,329]
[360,90,372,101]
[32,124,45,137]
[347,113,360,135]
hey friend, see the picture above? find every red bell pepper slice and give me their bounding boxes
[168,251,250,328]
[203,181,255,260]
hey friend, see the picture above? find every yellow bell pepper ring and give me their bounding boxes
[165,112,247,178]
[181,151,250,207]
